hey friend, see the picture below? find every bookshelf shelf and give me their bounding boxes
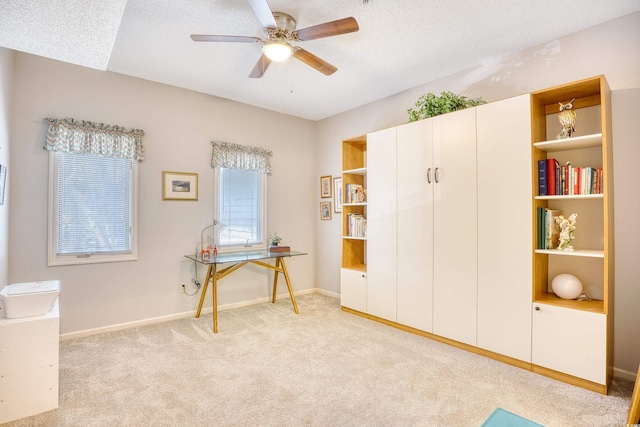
[535,194,603,200]
[534,133,602,152]
[343,236,366,241]
[534,293,604,313]
[534,249,604,258]
[343,167,366,175]
[343,202,367,207]
[343,264,366,273]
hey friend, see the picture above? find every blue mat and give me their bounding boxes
[482,408,544,427]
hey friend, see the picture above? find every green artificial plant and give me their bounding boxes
[268,233,282,246]
[407,91,486,122]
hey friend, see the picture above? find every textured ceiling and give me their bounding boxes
[2,1,639,120]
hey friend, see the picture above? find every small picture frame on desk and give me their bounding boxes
[162,171,198,201]
[333,177,342,213]
[320,201,332,220]
[320,175,332,198]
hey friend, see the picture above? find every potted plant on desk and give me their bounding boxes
[268,233,289,253]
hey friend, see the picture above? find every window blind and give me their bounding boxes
[218,168,263,246]
[56,153,132,255]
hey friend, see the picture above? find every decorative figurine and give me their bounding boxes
[556,98,577,139]
[555,213,577,251]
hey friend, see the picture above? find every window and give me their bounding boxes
[48,152,138,266]
[215,167,266,249]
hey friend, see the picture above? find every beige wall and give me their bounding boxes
[0,48,11,286]
[8,53,317,334]
[315,12,640,377]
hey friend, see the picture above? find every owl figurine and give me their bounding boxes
[556,98,576,139]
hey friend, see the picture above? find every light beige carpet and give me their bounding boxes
[4,293,634,426]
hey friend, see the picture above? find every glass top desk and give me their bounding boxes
[184,250,307,333]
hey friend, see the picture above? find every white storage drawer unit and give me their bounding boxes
[0,298,60,424]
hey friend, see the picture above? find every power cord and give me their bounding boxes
[182,278,200,296]
[180,258,202,296]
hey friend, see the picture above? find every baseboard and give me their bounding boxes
[314,288,339,299]
[614,366,639,382]
[60,288,325,341]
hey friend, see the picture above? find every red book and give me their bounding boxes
[546,158,558,195]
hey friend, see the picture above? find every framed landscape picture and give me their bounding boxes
[162,171,198,201]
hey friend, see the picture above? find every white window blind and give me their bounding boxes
[218,168,264,247]
[55,152,133,255]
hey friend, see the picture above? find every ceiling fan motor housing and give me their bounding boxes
[269,12,297,41]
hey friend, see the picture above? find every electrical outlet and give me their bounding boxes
[180,283,186,293]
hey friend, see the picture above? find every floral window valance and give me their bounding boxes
[211,141,272,174]
[43,118,145,161]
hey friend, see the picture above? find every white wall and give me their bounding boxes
[9,53,317,334]
[0,48,12,286]
[315,12,640,376]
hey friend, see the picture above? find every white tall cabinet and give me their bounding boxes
[476,94,533,362]
[431,108,478,346]
[396,119,434,332]
[366,127,397,322]
[340,77,613,394]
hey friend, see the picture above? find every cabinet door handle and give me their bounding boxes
[427,168,432,183]
[535,306,540,311]
[435,167,440,183]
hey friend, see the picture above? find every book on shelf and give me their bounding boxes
[537,207,545,249]
[545,209,561,249]
[346,213,366,238]
[547,158,559,196]
[537,159,603,196]
[536,208,562,250]
[537,160,547,196]
[345,183,365,204]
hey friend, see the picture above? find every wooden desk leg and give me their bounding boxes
[272,258,280,304]
[212,264,218,333]
[279,257,299,314]
[195,265,213,318]
[629,364,640,424]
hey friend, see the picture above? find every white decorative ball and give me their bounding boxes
[551,274,583,299]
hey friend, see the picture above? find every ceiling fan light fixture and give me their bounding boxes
[263,41,293,62]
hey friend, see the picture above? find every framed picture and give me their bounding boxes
[333,177,342,213]
[0,164,6,205]
[162,171,198,201]
[320,175,332,198]
[320,201,332,220]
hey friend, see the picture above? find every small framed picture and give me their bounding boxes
[333,177,342,213]
[320,175,332,198]
[162,171,198,201]
[320,201,332,220]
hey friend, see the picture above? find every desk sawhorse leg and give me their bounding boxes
[194,257,299,333]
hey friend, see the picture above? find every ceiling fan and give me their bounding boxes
[190,0,359,78]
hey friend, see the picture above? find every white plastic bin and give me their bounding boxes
[0,280,60,319]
